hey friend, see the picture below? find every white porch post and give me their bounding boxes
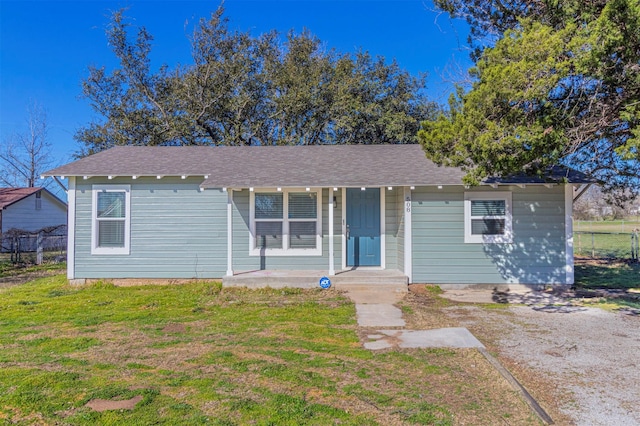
[226,189,234,277]
[341,188,347,270]
[329,187,335,275]
[380,186,386,269]
[403,186,412,283]
[565,184,574,285]
[66,177,76,280]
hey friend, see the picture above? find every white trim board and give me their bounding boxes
[91,184,131,255]
[403,186,412,283]
[67,177,76,279]
[565,184,575,285]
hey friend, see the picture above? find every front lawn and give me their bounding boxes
[0,276,537,425]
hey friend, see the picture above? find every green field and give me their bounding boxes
[574,219,639,259]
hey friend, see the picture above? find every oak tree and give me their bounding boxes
[77,7,434,154]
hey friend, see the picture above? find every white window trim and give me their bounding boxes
[249,188,322,256]
[91,184,131,255]
[464,191,513,244]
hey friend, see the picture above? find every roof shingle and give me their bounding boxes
[43,145,592,187]
[0,187,43,209]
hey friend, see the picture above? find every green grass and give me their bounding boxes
[0,253,66,279]
[574,259,640,310]
[574,219,639,259]
[0,275,536,425]
[575,261,640,290]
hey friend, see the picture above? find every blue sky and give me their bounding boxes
[0,0,471,166]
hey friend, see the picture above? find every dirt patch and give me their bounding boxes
[0,269,61,288]
[85,395,143,412]
[162,323,186,333]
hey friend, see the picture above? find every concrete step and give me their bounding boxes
[223,274,320,289]
[223,269,409,290]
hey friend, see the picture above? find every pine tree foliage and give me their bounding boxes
[423,0,640,198]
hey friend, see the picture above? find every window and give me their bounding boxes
[35,191,42,210]
[464,192,512,244]
[251,189,322,255]
[92,185,131,254]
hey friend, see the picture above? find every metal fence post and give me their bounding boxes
[632,230,639,262]
[36,231,43,265]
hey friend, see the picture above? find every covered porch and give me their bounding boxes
[223,185,414,284]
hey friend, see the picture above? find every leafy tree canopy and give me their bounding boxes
[76,7,435,155]
[421,0,640,198]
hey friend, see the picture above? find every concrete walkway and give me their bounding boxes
[344,286,554,424]
[344,287,484,350]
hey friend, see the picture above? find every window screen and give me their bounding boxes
[288,193,317,219]
[98,221,125,247]
[289,221,316,248]
[471,218,506,235]
[255,193,283,219]
[255,222,283,249]
[471,200,505,216]
[470,199,506,236]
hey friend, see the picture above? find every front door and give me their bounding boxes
[347,188,381,267]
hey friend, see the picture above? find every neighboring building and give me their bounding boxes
[0,187,67,235]
[43,145,590,288]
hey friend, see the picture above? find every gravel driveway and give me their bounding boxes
[442,293,640,425]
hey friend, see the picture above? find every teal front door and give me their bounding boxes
[347,188,381,267]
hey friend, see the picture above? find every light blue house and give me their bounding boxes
[43,144,588,288]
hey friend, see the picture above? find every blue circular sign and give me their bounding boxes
[319,276,331,289]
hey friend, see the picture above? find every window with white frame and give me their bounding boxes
[92,185,131,255]
[464,192,512,244]
[251,189,322,255]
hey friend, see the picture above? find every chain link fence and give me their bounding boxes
[575,230,639,262]
[0,225,67,265]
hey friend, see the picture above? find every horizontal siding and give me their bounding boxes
[73,181,405,278]
[74,177,227,279]
[412,186,567,284]
[2,192,67,233]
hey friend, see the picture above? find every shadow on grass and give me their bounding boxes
[574,258,640,289]
[574,258,640,313]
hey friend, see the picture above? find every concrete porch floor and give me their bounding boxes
[222,268,408,291]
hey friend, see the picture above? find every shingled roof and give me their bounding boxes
[43,145,592,187]
[0,187,43,209]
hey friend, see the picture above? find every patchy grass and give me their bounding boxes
[0,253,66,280]
[572,258,640,310]
[575,258,640,290]
[0,275,538,425]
